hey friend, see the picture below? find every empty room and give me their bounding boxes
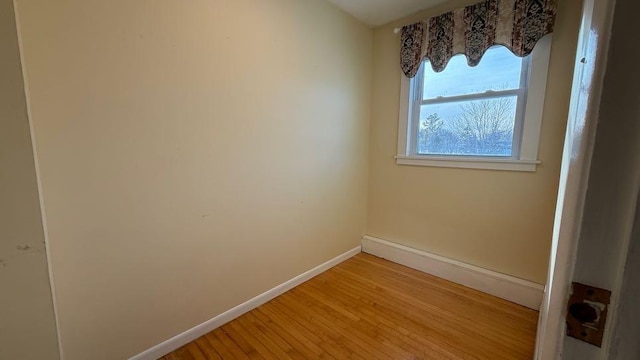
[4,0,640,359]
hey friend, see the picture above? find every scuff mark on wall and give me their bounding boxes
[0,244,46,270]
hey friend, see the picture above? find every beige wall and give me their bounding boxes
[14,0,372,358]
[367,0,582,284]
[0,0,60,359]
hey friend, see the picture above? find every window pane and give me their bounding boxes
[422,46,525,99]
[417,96,518,157]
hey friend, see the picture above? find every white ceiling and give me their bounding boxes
[327,0,447,27]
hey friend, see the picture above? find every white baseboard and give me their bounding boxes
[361,236,544,310]
[129,246,362,360]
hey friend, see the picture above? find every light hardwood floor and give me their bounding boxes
[160,253,538,359]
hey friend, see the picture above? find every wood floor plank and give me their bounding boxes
[223,317,275,359]
[164,353,182,360]
[268,301,364,360]
[318,267,477,359]
[194,336,223,360]
[289,286,414,360]
[233,312,295,359]
[301,276,456,359]
[244,311,309,359]
[219,323,260,359]
[324,268,496,358]
[208,329,250,360]
[270,296,371,360]
[349,255,536,324]
[258,302,347,359]
[173,346,195,360]
[276,290,392,360]
[313,269,478,359]
[329,264,527,359]
[333,259,534,358]
[251,307,325,359]
[185,342,209,360]
[160,253,538,359]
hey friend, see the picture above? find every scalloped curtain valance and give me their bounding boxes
[400,0,557,77]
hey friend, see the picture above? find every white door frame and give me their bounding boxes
[534,0,616,358]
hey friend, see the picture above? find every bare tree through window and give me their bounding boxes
[418,97,516,156]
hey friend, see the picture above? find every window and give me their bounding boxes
[396,36,552,172]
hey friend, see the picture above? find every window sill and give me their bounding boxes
[395,155,540,172]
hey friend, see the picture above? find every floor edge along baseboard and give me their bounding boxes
[131,237,543,360]
[361,235,544,311]
[128,246,362,360]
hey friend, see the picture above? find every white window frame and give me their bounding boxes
[396,35,553,172]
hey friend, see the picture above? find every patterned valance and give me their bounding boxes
[400,0,556,77]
